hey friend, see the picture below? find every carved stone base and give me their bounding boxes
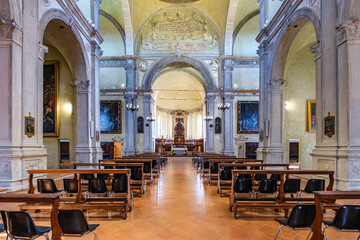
[221,148,235,156]
[75,147,94,163]
[0,147,47,192]
[124,150,136,156]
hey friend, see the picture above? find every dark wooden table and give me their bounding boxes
[310,191,360,240]
[0,193,61,240]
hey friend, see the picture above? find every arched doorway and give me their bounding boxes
[268,10,321,167]
[39,14,91,168]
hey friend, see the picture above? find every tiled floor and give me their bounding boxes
[1,157,359,239]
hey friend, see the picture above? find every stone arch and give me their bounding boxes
[142,55,216,90]
[99,10,125,42]
[120,0,134,55]
[0,0,21,25]
[135,4,223,55]
[39,8,90,82]
[224,0,239,55]
[270,7,321,80]
[232,9,260,46]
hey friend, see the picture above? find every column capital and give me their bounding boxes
[91,41,103,59]
[143,92,152,102]
[206,93,216,102]
[267,79,285,91]
[74,80,91,92]
[38,43,48,62]
[336,19,360,46]
[222,59,234,72]
[310,42,321,60]
[257,40,269,58]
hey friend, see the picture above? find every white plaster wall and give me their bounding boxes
[233,16,260,57]
[75,0,91,21]
[233,67,259,90]
[100,68,126,89]
[99,15,125,57]
[283,44,316,169]
[43,47,76,169]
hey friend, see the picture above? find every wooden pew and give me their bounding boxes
[26,169,132,218]
[229,169,335,219]
[101,159,154,184]
[74,162,146,196]
[310,191,360,240]
[0,193,62,240]
[217,163,289,197]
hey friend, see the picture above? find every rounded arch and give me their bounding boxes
[135,4,223,55]
[142,55,216,90]
[232,9,260,43]
[0,0,21,25]
[270,8,321,80]
[224,0,239,55]
[99,10,125,42]
[39,8,90,81]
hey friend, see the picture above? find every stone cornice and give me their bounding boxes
[56,0,104,44]
[256,0,303,44]
[336,19,360,46]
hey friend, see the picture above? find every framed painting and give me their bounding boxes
[100,101,122,133]
[43,61,59,137]
[25,113,35,138]
[237,101,259,134]
[307,100,316,132]
[215,117,221,134]
[137,116,144,133]
[324,113,335,138]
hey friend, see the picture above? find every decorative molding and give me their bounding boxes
[336,19,360,46]
[138,59,149,72]
[100,60,127,67]
[267,79,285,90]
[91,42,103,58]
[74,80,90,91]
[232,60,259,66]
[222,59,234,71]
[209,59,219,71]
[0,19,22,44]
[125,60,137,71]
[234,135,249,144]
[310,42,321,60]
[38,43,49,62]
[257,41,269,58]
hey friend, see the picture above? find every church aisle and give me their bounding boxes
[4,157,354,240]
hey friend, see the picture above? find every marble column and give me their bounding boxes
[75,80,93,163]
[221,92,235,156]
[256,41,270,160]
[90,41,103,162]
[143,93,153,153]
[266,79,285,163]
[205,93,216,152]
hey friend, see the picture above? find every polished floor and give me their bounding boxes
[1,157,359,239]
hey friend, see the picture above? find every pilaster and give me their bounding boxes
[143,93,153,153]
[124,92,138,156]
[220,92,235,156]
[205,93,216,152]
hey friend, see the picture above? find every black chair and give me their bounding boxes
[80,174,95,181]
[63,179,79,200]
[220,166,233,181]
[5,211,52,240]
[299,179,325,197]
[96,174,109,180]
[111,178,133,210]
[323,205,360,240]
[58,209,99,240]
[283,179,301,197]
[252,166,267,181]
[256,179,277,198]
[37,179,61,194]
[274,204,316,240]
[234,178,253,198]
[270,174,281,182]
[130,167,142,181]
[88,178,108,198]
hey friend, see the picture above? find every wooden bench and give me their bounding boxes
[28,169,132,213]
[310,191,360,240]
[0,193,62,240]
[101,159,154,184]
[229,169,335,219]
[74,162,146,197]
[217,163,289,197]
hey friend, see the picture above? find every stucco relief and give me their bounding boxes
[318,159,335,171]
[24,160,40,172]
[348,161,360,179]
[138,59,149,72]
[269,153,283,164]
[0,162,11,178]
[337,19,360,45]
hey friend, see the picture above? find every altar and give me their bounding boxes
[171,146,188,156]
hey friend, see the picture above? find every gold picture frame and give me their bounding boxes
[25,112,35,138]
[324,112,335,138]
[307,100,316,132]
[43,61,60,137]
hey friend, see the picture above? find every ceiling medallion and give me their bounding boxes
[159,0,200,3]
